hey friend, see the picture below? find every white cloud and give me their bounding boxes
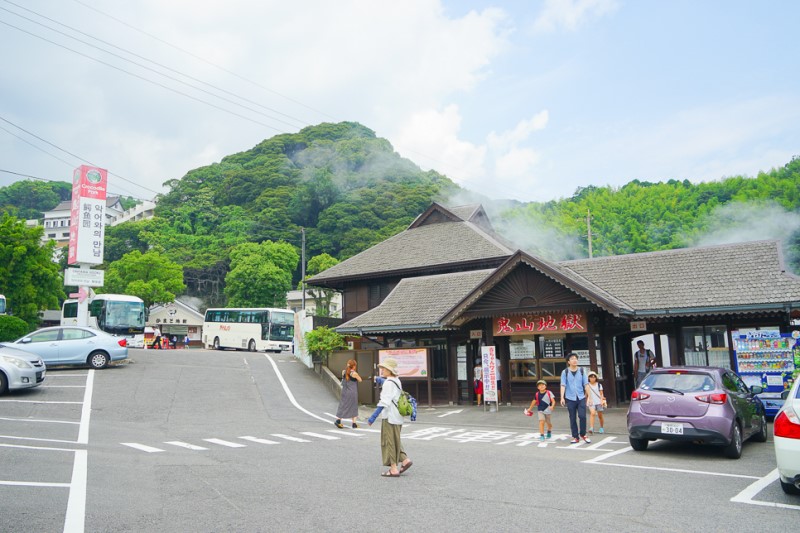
[495,147,541,179]
[488,110,549,151]
[533,0,619,33]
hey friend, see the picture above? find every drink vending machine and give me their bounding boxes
[733,330,800,417]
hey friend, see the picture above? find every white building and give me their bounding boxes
[286,289,342,318]
[148,299,205,344]
[38,196,125,248]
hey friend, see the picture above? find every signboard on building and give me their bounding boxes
[493,312,587,336]
[64,267,105,287]
[378,348,428,378]
[542,338,564,358]
[481,345,497,402]
[68,165,107,266]
[630,321,647,332]
[470,329,483,339]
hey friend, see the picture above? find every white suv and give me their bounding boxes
[774,376,800,494]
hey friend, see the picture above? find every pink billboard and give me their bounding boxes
[67,165,108,266]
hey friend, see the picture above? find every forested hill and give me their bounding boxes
[1,121,798,305]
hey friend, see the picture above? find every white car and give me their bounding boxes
[774,376,800,495]
[0,344,46,395]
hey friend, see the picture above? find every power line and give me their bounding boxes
[0,168,148,201]
[0,115,157,198]
[0,2,308,130]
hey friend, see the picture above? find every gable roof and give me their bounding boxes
[560,240,800,316]
[308,204,514,286]
[337,269,495,333]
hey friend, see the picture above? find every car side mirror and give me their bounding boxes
[782,389,791,400]
[20,337,32,344]
[750,385,763,395]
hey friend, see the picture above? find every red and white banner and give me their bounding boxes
[481,345,497,402]
[67,165,107,266]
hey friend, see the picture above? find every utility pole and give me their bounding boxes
[300,227,306,311]
[586,208,593,259]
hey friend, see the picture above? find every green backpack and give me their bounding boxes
[390,381,414,417]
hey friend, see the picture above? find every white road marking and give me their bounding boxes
[77,370,94,445]
[203,438,247,448]
[583,446,634,464]
[240,436,279,445]
[0,480,70,488]
[437,410,463,418]
[583,436,617,450]
[0,417,79,425]
[0,400,82,404]
[265,354,331,424]
[0,435,78,444]
[730,468,800,510]
[301,432,340,440]
[591,461,760,479]
[0,443,78,452]
[41,385,85,388]
[328,429,369,436]
[165,441,209,450]
[271,433,311,443]
[122,443,164,453]
[63,450,87,533]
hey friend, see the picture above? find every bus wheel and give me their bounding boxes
[213,337,221,350]
[88,351,109,369]
[248,340,256,352]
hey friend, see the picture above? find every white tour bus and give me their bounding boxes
[203,307,295,352]
[0,294,6,315]
[61,293,147,347]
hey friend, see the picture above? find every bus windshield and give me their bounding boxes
[0,295,6,314]
[103,301,146,329]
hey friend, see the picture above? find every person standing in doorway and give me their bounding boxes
[368,358,413,477]
[560,353,591,444]
[334,359,362,429]
[633,340,656,388]
[495,355,503,403]
[473,359,483,406]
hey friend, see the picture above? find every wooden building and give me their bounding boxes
[307,203,800,406]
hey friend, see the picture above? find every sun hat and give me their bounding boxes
[587,370,599,378]
[377,358,399,376]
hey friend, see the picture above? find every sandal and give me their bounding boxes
[381,471,400,477]
[399,460,413,474]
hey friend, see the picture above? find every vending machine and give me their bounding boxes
[733,330,799,417]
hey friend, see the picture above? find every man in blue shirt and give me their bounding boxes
[560,353,591,444]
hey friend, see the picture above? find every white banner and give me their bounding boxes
[64,268,105,287]
[481,346,497,402]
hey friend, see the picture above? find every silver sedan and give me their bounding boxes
[0,344,46,395]
[3,326,128,369]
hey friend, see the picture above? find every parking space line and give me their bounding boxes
[0,443,78,452]
[42,385,86,388]
[77,370,94,445]
[0,416,79,425]
[64,450,87,533]
[731,469,800,511]
[121,443,164,453]
[203,438,247,448]
[165,441,209,450]
[0,400,83,404]
[0,480,70,488]
[590,461,760,479]
[301,432,340,440]
[0,435,78,445]
[584,446,634,464]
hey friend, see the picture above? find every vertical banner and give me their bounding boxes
[481,345,497,402]
[68,165,107,266]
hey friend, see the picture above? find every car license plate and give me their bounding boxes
[661,422,684,435]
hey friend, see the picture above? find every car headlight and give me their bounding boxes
[0,355,33,369]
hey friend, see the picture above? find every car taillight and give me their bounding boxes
[695,393,727,404]
[118,339,127,347]
[774,409,800,439]
[631,391,650,401]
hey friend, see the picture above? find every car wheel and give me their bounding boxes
[88,351,109,369]
[0,371,7,395]
[629,437,649,451]
[723,422,743,459]
[248,340,256,352]
[780,478,800,495]
[752,414,768,443]
[213,337,221,350]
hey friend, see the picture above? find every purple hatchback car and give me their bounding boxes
[627,367,767,459]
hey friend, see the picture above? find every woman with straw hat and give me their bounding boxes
[367,357,413,477]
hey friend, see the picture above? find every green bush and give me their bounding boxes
[0,315,30,342]
[304,326,346,364]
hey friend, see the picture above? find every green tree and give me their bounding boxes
[224,241,299,307]
[0,215,64,327]
[102,250,186,307]
[304,253,339,317]
[0,315,30,341]
[304,326,347,364]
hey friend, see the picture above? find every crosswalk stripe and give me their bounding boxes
[240,436,280,445]
[271,433,311,443]
[122,443,164,453]
[165,441,208,450]
[300,432,339,440]
[203,438,247,448]
[327,429,367,437]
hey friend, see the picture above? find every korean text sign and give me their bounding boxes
[68,165,107,266]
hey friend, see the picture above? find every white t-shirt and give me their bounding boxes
[474,366,482,381]
[588,383,604,405]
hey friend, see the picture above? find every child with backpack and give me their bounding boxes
[587,371,607,435]
[525,380,555,441]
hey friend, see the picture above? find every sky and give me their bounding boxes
[1,0,798,203]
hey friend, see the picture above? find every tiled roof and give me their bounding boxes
[308,220,513,283]
[560,240,800,314]
[448,204,482,221]
[337,270,495,332]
